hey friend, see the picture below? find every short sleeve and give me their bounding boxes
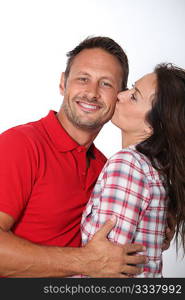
[0,128,37,221]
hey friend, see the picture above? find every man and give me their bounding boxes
[0,37,173,277]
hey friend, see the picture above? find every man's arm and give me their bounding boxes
[0,212,147,277]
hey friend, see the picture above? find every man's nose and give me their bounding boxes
[85,82,100,100]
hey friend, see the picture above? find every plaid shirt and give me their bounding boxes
[81,145,168,277]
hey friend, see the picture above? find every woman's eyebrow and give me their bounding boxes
[132,84,143,98]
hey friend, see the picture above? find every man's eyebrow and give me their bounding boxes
[76,72,115,82]
[132,84,143,98]
[76,71,91,76]
[101,76,115,82]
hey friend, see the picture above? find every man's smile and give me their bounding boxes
[76,101,102,113]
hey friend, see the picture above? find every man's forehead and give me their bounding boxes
[69,49,123,78]
[71,48,121,69]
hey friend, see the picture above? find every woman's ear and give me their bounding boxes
[144,124,153,136]
[59,72,66,95]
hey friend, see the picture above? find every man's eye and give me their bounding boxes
[78,77,88,82]
[101,81,112,87]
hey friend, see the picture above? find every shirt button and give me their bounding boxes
[82,171,86,176]
[77,147,85,152]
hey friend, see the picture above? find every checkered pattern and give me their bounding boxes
[81,145,168,277]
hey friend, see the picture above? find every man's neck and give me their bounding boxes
[57,109,101,149]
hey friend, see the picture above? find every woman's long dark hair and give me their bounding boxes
[136,63,185,252]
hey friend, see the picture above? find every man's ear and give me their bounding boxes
[59,72,66,96]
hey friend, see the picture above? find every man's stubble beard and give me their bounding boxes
[63,97,110,131]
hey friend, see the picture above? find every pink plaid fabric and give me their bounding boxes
[81,145,168,277]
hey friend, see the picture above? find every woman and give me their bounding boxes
[81,63,185,277]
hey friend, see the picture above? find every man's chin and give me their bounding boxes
[73,120,103,131]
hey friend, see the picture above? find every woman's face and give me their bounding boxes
[112,73,157,136]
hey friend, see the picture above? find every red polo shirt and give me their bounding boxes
[0,111,106,247]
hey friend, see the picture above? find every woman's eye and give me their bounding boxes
[130,93,137,101]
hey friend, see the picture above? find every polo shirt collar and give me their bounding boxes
[41,110,81,152]
[41,110,95,154]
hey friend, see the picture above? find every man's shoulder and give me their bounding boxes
[0,117,44,149]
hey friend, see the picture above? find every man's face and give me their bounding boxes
[60,48,123,131]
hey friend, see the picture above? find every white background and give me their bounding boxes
[0,0,185,277]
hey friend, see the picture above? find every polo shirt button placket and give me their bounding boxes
[76,146,87,189]
[82,171,86,190]
[77,146,85,153]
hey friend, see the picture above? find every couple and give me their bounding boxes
[0,36,184,278]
